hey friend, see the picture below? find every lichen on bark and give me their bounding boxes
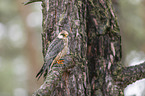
[34,0,88,96]
[30,0,145,96]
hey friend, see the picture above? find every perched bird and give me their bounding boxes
[36,30,69,80]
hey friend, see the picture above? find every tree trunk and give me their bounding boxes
[24,0,145,96]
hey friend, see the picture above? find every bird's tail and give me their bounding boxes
[36,63,48,80]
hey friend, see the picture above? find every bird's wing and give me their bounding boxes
[36,38,64,79]
[45,37,64,61]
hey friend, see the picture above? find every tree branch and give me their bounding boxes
[33,56,76,95]
[112,62,145,88]
[23,0,41,5]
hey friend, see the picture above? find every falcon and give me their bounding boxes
[36,30,69,79]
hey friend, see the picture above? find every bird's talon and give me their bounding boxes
[57,60,64,64]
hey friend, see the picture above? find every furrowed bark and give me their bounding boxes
[30,0,145,96]
[34,0,88,96]
[87,0,123,95]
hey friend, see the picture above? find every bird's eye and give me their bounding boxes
[61,34,66,37]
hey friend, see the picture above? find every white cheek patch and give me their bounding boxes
[58,35,63,38]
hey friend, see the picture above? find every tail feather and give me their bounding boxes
[36,63,48,80]
[36,57,54,80]
[36,68,43,80]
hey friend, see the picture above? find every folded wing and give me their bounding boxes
[36,38,64,79]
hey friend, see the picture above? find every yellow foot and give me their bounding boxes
[57,60,64,64]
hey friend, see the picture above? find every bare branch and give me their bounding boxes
[23,0,41,5]
[112,62,145,88]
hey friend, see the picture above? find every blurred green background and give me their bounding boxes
[0,0,43,96]
[0,0,145,96]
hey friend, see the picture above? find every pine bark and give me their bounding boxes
[28,0,145,96]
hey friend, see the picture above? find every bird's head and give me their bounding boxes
[58,30,68,39]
